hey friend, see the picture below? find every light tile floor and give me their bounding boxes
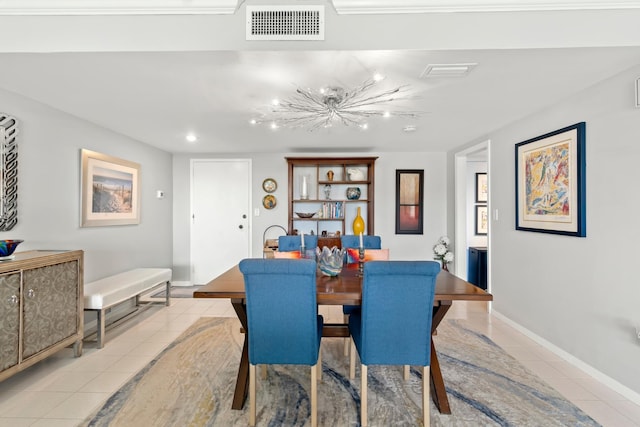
[0,297,639,426]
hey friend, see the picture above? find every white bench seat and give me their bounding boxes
[84,268,172,348]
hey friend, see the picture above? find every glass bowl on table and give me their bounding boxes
[316,246,345,276]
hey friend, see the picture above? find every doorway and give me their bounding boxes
[190,159,251,284]
[454,141,489,287]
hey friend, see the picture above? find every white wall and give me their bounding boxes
[488,65,640,397]
[0,88,173,282]
[172,151,448,283]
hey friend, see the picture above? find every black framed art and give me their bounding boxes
[395,169,424,234]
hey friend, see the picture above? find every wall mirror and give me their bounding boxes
[0,113,19,231]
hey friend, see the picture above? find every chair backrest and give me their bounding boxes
[278,235,319,252]
[358,261,440,366]
[239,258,321,365]
[340,235,382,249]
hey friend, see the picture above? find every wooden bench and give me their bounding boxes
[84,268,172,348]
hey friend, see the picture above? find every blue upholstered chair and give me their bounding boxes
[348,261,439,427]
[278,234,318,252]
[239,258,324,427]
[340,234,382,355]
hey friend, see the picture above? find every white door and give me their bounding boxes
[191,159,251,284]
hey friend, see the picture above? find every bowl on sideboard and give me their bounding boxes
[0,239,23,259]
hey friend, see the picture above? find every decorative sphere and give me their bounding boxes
[0,239,23,257]
[346,187,361,200]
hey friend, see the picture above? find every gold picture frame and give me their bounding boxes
[80,149,141,227]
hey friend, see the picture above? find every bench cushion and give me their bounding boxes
[84,268,172,310]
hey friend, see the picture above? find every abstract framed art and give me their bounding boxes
[395,169,423,234]
[80,149,141,227]
[475,205,488,235]
[515,122,586,237]
[475,172,487,203]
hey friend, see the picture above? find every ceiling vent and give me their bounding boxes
[420,63,478,78]
[246,5,324,41]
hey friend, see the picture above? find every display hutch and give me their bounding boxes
[286,157,377,248]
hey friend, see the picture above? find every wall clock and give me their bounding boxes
[262,178,277,193]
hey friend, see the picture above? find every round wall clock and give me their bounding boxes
[262,178,277,193]
[262,194,277,209]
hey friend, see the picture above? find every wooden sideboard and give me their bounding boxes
[0,250,84,382]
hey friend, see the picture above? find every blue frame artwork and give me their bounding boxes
[515,122,586,237]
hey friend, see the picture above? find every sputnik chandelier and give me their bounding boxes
[251,74,420,131]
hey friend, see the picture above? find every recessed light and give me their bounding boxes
[186,133,197,142]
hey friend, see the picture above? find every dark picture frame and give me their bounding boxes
[475,205,488,235]
[515,122,586,237]
[475,172,488,203]
[395,169,424,234]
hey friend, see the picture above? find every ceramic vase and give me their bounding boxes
[352,207,365,235]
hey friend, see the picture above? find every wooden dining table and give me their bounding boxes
[194,263,493,414]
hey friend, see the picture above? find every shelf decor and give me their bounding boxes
[515,122,586,237]
[395,169,423,234]
[80,149,140,227]
[352,207,365,235]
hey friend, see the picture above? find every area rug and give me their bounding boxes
[81,317,600,427]
[150,285,202,298]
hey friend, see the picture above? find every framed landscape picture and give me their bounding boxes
[515,122,586,237]
[395,169,424,234]
[80,149,141,227]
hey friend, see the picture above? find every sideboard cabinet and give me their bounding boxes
[0,250,84,382]
[286,157,377,247]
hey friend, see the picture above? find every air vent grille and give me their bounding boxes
[246,6,324,41]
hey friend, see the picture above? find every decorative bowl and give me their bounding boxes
[0,239,23,258]
[316,246,345,276]
[346,187,361,200]
[296,212,316,219]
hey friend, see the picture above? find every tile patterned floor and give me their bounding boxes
[0,297,638,426]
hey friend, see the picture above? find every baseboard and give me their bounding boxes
[493,310,640,406]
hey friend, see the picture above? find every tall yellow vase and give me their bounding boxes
[352,206,365,235]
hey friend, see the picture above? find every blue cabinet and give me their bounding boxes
[467,247,487,290]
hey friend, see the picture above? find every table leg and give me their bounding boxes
[430,300,452,414]
[231,298,249,410]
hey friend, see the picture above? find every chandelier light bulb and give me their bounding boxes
[383,111,391,118]
[249,119,257,125]
[373,73,384,82]
[271,98,280,106]
[270,122,279,130]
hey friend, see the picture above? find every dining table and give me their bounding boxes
[194,262,493,414]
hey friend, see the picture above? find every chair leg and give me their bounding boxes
[349,339,357,379]
[423,365,430,427]
[343,314,350,356]
[403,365,410,380]
[249,364,256,427]
[317,346,322,382]
[361,364,368,427]
[311,364,318,427]
[261,365,267,380]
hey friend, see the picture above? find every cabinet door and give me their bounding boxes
[22,261,79,359]
[0,272,21,371]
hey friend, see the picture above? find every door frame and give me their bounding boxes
[454,140,490,290]
[189,158,252,285]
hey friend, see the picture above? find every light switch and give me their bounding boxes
[254,208,260,216]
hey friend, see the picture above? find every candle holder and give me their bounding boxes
[357,247,365,277]
[300,245,306,258]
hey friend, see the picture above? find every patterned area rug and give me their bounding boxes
[81,317,600,427]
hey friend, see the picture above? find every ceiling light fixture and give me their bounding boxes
[253,75,420,131]
[185,133,197,142]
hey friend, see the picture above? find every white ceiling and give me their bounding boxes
[0,2,639,154]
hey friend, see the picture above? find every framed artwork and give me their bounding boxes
[395,169,423,234]
[475,172,488,203]
[515,122,586,237]
[262,178,277,193]
[80,149,141,227]
[475,205,488,235]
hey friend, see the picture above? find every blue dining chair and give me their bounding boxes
[348,261,439,427]
[340,234,382,355]
[238,258,324,427]
[278,234,318,252]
